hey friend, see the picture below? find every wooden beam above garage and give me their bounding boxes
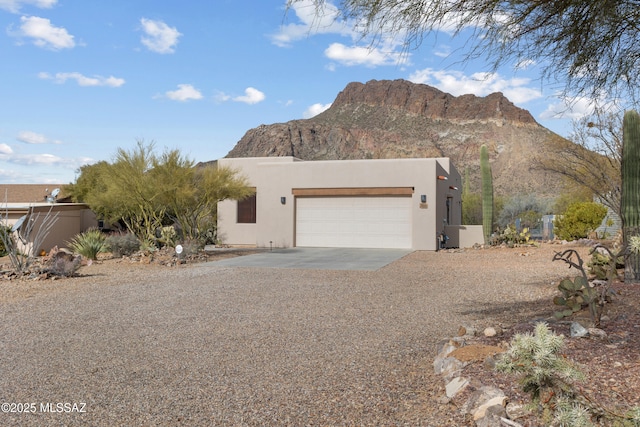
[292,187,414,197]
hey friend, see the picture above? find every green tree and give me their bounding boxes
[153,153,254,242]
[65,141,252,245]
[461,168,482,225]
[288,0,640,100]
[66,161,111,205]
[552,188,594,216]
[554,202,608,241]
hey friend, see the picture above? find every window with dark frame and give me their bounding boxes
[237,194,256,223]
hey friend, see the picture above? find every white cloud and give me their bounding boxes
[0,143,13,155]
[0,152,90,168]
[38,72,125,87]
[539,96,598,120]
[272,0,408,69]
[214,91,231,102]
[13,16,75,50]
[216,87,266,105]
[140,18,181,54]
[434,45,452,59]
[24,153,60,165]
[270,0,351,47]
[164,84,203,102]
[303,102,331,118]
[17,130,47,144]
[408,68,542,104]
[233,87,265,105]
[514,59,536,71]
[325,42,407,67]
[0,0,56,13]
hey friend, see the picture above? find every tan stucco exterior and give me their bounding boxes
[2,203,98,255]
[218,157,473,251]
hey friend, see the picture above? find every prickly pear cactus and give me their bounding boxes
[553,276,589,319]
[480,144,494,245]
[622,110,640,282]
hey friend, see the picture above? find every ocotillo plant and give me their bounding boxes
[621,110,640,281]
[480,144,494,245]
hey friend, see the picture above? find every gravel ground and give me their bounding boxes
[0,243,590,426]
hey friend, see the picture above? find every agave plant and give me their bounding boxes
[67,228,106,260]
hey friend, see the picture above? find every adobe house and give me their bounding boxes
[217,157,484,251]
[0,184,98,255]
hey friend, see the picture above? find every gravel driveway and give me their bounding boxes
[0,244,587,426]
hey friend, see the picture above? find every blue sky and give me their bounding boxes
[0,0,595,184]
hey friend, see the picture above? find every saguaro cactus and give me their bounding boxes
[480,144,494,245]
[621,110,640,281]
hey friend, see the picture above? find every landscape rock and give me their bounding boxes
[435,357,467,382]
[484,326,502,337]
[570,321,589,337]
[461,385,506,415]
[588,327,608,339]
[505,402,529,420]
[446,376,470,398]
[458,325,477,337]
[473,395,508,420]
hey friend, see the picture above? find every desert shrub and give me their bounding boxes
[554,202,608,241]
[497,194,551,229]
[44,252,82,277]
[0,224,13,257]
[490,225,532,246]
[462,192,482,225]
[105,232,140,257]
[67,228,106,260]
[179,240,203,256]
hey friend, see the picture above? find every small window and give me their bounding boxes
[237,194,256,223]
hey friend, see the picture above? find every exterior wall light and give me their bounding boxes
[449,186,459,190]
[280,196,286,205]
[420,194,427,203]
[437,175,448,180]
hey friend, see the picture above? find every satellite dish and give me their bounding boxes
[51,188,60,198]
[11,215,26,232]
[175,244,183,255]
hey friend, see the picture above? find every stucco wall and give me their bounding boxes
[445,225,485,248]
[218,157,462,251]
[1,204,98,255]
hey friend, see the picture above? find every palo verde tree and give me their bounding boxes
[288,0,640,102]
[65,141,253,245]
[151,150,254,243]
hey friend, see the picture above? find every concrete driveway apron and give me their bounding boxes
[204,247,413,271]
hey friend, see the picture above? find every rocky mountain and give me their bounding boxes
[225,79,568,199]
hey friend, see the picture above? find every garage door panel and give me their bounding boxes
[296,196,412,249]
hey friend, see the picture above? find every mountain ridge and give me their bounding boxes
[224,79,566,199]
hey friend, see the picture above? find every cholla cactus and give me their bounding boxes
[497,323,584,400]
[496,323,589,425]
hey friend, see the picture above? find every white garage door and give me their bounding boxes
[295,196,412,248]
